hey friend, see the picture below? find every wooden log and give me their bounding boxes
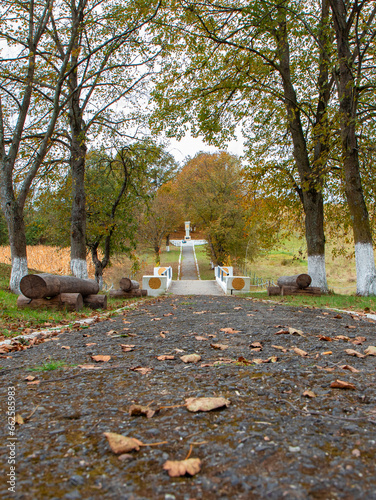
[119,278,140,292]
[20,273,99,299]
[267,286,282,296]
[17,293,83,311]
[109,289,147,298]
[281,286,322,296]
[83,294,107,310]
[277,274,312,289]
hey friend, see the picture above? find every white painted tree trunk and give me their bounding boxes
[355,243,376,296]
[10,257,28,295]
[308,254,328,292]
[70,258,88,279]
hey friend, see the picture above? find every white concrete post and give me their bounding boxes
[185,221,191,240]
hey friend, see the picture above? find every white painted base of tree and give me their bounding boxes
[70,259,88,279]
[166,246,170,252]
[10,256,28,294]
[355,242,376,296]
[97,275,103,290]
[308,254,328,292]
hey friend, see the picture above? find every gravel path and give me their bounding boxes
[1,295,376,499]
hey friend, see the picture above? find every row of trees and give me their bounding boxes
[1,0,376,295]
[151,0,376,295]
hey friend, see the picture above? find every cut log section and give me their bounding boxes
[109,289,147,298]
[17,293,83,311]
[267,286,322,297]
[20,273,99,299]
[83,294,107,310]
[277,274,312,289]
[119,278,140,292]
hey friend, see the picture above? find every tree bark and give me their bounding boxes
[20,273,99,299]
[109,289,147,298]
[276,7,328,291]
[329,0,376,295]
[17,292,83,311]
[119,278,140,291]
[83,294,107,309]
[277,274,312,289]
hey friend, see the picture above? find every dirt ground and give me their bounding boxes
[1,295,376,499]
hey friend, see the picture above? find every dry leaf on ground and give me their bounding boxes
[121,344,135,352]
[250,342,263,349]
[344,349,366,358]
[365,346,376,356]
[180,354,201,363]
[292,347,308,357]
[129,404,155,418]
[289,327,305,336]
[330,379,356,390]
[220,328,240,334]
[302,390,316,398]
[163,458,201,477]
[185,397,231,412]
[61,346,71,350]
[156,355,175,361]
[131,366,153,375]
[24,375,36,381]
[271,345,288,353]
[15,414,25,424]
[91,355,111,362]
[78,364,101,370]
[194,336,208,341]
[340,365,360,373]
[319,336,333,341]
[252,356,278,364]
[210,343,229,350]
[103,432,143,454]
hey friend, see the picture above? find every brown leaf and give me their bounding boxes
[185,397,231,412]
[250,342,263,349]
[121,344,135,352]
[103,432,144,454]
[24,375,36,381]
[61,345,71,350]
[131,366,153,375]
[193,311,207,315]
[210,343,229,350]
[220,328,240,334]
[252,356,278,364]
[315,365,335,372]
[318,335,333,342]
[163,458,201,477]
[194,336,208,341]
[237,356,252,365]
[156,355,175,361]
[334,335,350,341]
[180,354,201,363]
[271,345,288,353]
[91,355,111,362]
[302,390,316,398]
[344,349,365,358]
[340,364,360,373]
[15,414,25,424]
[364,346,376,356]
[334,314,342,319]
[78,364,101,370]
[85,343,97,346]
[346,325,357,330]
[275,329,289,335]
[330,379,356,390]
[151,317,162,321]
[234,307,242,311]
[129,404,155,419]
[288,327,305,337]
[160,332,166,338]
[27,380,40,385]
[292,347,308,357]
[163,313,173,317]
[321,351,333,355]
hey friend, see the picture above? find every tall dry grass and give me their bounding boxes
[0,246,96,278]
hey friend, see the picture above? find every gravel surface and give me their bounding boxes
[1,295,376,499]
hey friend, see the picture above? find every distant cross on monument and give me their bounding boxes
[185,221,191,240]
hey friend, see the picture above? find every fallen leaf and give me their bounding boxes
[85,343,97,346]
[346,325,357,330]
[275,329,289,335]
[163,313,173,317]
[193,311,207,315]
[131,366,153,375]
[78,364,101,370]
[160,332,166,338]
[103,432,143,454]
[220,328,240,334]
[234,307,242,311]
[15,414,25,424]
[157,355,175,361]
[344,349,366,358]
[210,343,229,350]
[91,355,111,362]
[330,379,356,390]
[271,345,288,353]
[252,356,278,364]
[185,397,231,412]
[163,458,201,477]
[334,314,342,319]
[106,330,117,336]
[61,346,71,350]
[129,404,155,419]
[302,390,316,398]
[174,348,184,353]
[237,356,252,365]
[288,327,305,336]
[364,346,376,356]
[27,380,40,385]
[151,318,162,321]
[315,365,335,372]
[319,336,333,341]
[180,354,201,363]
[321,351,333,355]
[352,449,361,457]
[292,347,308,357]
[121,344,135,352]
[25,375,36,381]
[250,342,263,349]
[340,365,360,373]
[194,336,208,341]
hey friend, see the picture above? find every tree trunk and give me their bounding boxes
[17,292,84,311]
[119,278,140,291]
[1,194,28,294]
[83,294,107,309]
[329,0,376,295]
[20,273,99,299]
[277,274,312,289]
[276,9,328,291]
[69,31,88,279]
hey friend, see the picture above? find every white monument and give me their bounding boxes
[185,221,191,240]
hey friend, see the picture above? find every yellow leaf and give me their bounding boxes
[103,432,143,454]
[163,457,201,477]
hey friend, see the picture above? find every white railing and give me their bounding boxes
[215,266,251,295]
[142,266,173,296]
